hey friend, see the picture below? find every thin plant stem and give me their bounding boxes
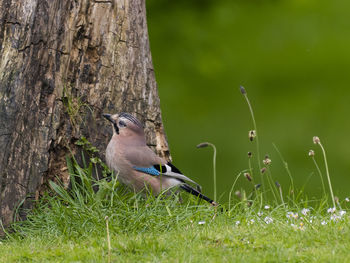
[265,167,278,204]
[95,164,100,181]
[279,187,285,208]
[259,190,263,209]
[207,143,217,202]
[318,142,336,208]
[242,91,261,170]
[229,172,243,216]
[247,158,262,207]
[311,156,327,199]
[196,142,217,202]
[272,143,295,201]
[241,87,264,199]
[105,216,112,263]
[248,158,253,180]
[110,171,119,207]
[248,158,256,194]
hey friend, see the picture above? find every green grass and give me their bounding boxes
[1,204,350,262]
[1,154,349,262]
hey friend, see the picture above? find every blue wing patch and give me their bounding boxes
[133,166,160,176]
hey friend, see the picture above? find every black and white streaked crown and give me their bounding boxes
[119,112,143,128]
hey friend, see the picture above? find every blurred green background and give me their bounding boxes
[146,0,350,202]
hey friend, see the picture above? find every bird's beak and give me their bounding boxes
[103,113,114,123]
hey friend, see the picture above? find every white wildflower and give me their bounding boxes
[257,212,263,217]
[264,216,273,224]
[301,208,310,216]
[331,214,341,222]
[345,197,350,202]
[321,220,327,225]
[248,219,255,225]
[328,207,336,213]
[327,207,336,214]
[264,205,270,210]
[286,212,298,219]
[339,210,346,217]
[235,220,241,226]
[198,221,206,225]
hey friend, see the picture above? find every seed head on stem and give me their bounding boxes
[308,150,315,157]
[249,130,256,141]
[263,156,272,166]
[313,136,320,144]
[244,172,252,182]
[313,136,336,209]
[240,85,247,94]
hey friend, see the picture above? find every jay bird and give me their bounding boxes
[103,112,216,205]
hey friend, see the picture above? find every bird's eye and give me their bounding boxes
[118,120,126,127]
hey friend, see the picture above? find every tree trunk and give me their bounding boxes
[0,0,169,233]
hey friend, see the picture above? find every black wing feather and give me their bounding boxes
[180,184,215,205]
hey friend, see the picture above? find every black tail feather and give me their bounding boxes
[180,184,216,205]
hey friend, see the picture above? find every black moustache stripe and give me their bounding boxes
[113,122,119,134]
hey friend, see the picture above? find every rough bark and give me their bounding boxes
[0,0,169,232]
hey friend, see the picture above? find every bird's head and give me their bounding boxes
[103,112,144,137]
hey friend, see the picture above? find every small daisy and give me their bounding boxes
[286,212,298,219]
[248,219,255,225]
[301,208,310,216]
[264,205,270,210]
[331,214,341,222]
[327,207,336,214]
[264,216,273,224]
